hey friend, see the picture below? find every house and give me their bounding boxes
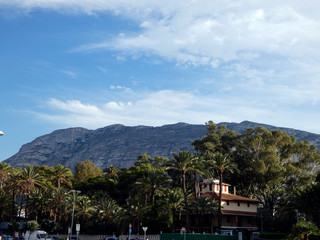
[188,179,260,234]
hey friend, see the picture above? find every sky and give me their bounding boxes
[1,0,320,161]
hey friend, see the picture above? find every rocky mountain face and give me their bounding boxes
[4,121,320,171]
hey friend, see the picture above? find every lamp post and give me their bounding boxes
[69,190,81,239]
[142,227,148,240]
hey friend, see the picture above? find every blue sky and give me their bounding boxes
[1,0,320,161]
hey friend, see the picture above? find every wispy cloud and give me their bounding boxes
[31,86,320,133]
[61,70,77,79]
[62,1,320,67]
[4,1,319,64]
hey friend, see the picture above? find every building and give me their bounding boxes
[188,179,260,234]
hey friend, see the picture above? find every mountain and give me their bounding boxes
[4,121,320,171]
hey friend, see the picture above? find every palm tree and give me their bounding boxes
[6,168,21,220]
[95,195,123,229]
[160,188,185,232]
[285,220,320,240]
[192,155,206,198]
[28,189,49,222]
[50,164,73,189]
[0,189,11,221]
[206,153,237,234]
[48,187,69,222]
[135,168,172,205]
[12,166,46,219]
[104,165,121,183]
[166,150,202,232]
[77,195,95,227]
[126,197,150,235]
[0,162,12,189]
[190,197,217,232]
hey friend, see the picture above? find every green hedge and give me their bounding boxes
[160,233,237,240]
[259,232,287,239]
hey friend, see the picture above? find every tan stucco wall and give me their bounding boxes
[221,201,257,212]
[201,184,229,194]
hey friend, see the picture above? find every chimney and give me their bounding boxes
[233,186,236,195]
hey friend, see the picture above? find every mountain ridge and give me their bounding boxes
[4,121,320,171]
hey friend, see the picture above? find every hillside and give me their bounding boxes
[4,121,320,171]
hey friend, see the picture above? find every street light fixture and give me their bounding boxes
[142,227,148,240]
[0,131,4,136]
[69,190,81,239]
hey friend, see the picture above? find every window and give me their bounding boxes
[247,202,250,207]
[227,215,231,223]
[237,201,240,206]
[216,185,219,191]
[227,200,230,205]
[209,184,212,191]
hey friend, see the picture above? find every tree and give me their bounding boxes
[77,195,95,227]
[232,127,320,230]
[166,150,201,232]
[190,196,217,232]
[28,189,49,222]
[24,220,38,240]
[12,166,45,219]
[0,189,11,221]
[125,196,150,235]
[0,162,12,189]
[104,165,121,183]
[75,159,103,182]
[95,195,123,233]
[48,187,69,222]
[135,168,172,205]
[50,164,73,189]
[285,220,320,240]
[192,121,237,157]
[191,155,206,198]
[135,153,153,166]
[206,153,237,234]
[160,188,185,232]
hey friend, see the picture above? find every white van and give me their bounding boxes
[24,230,52,240]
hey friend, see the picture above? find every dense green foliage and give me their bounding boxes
[0,121,320,235]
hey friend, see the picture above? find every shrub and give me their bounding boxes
[8,221,20,232]
[24,220,38,232]
[41,219,57,233]
[259,232,287,239]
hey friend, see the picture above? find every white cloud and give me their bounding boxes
[6,1,318,67]
[61,70,77,79]
[32,86,320,133]
[110,85,129,90]
[59,1,320,68]
[48,98,103,116]
[4,0,320,132]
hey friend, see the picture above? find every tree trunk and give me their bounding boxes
[182,172,190,233]
[12,191,15,220]
[171,209,176,233]
[25,195,29,220]
[218,171,223,234]
[194,172,199,198]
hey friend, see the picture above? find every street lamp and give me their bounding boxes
[142,227,148,240]
[69,190,81,239]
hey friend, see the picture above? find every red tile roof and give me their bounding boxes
[200,192,260,203]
